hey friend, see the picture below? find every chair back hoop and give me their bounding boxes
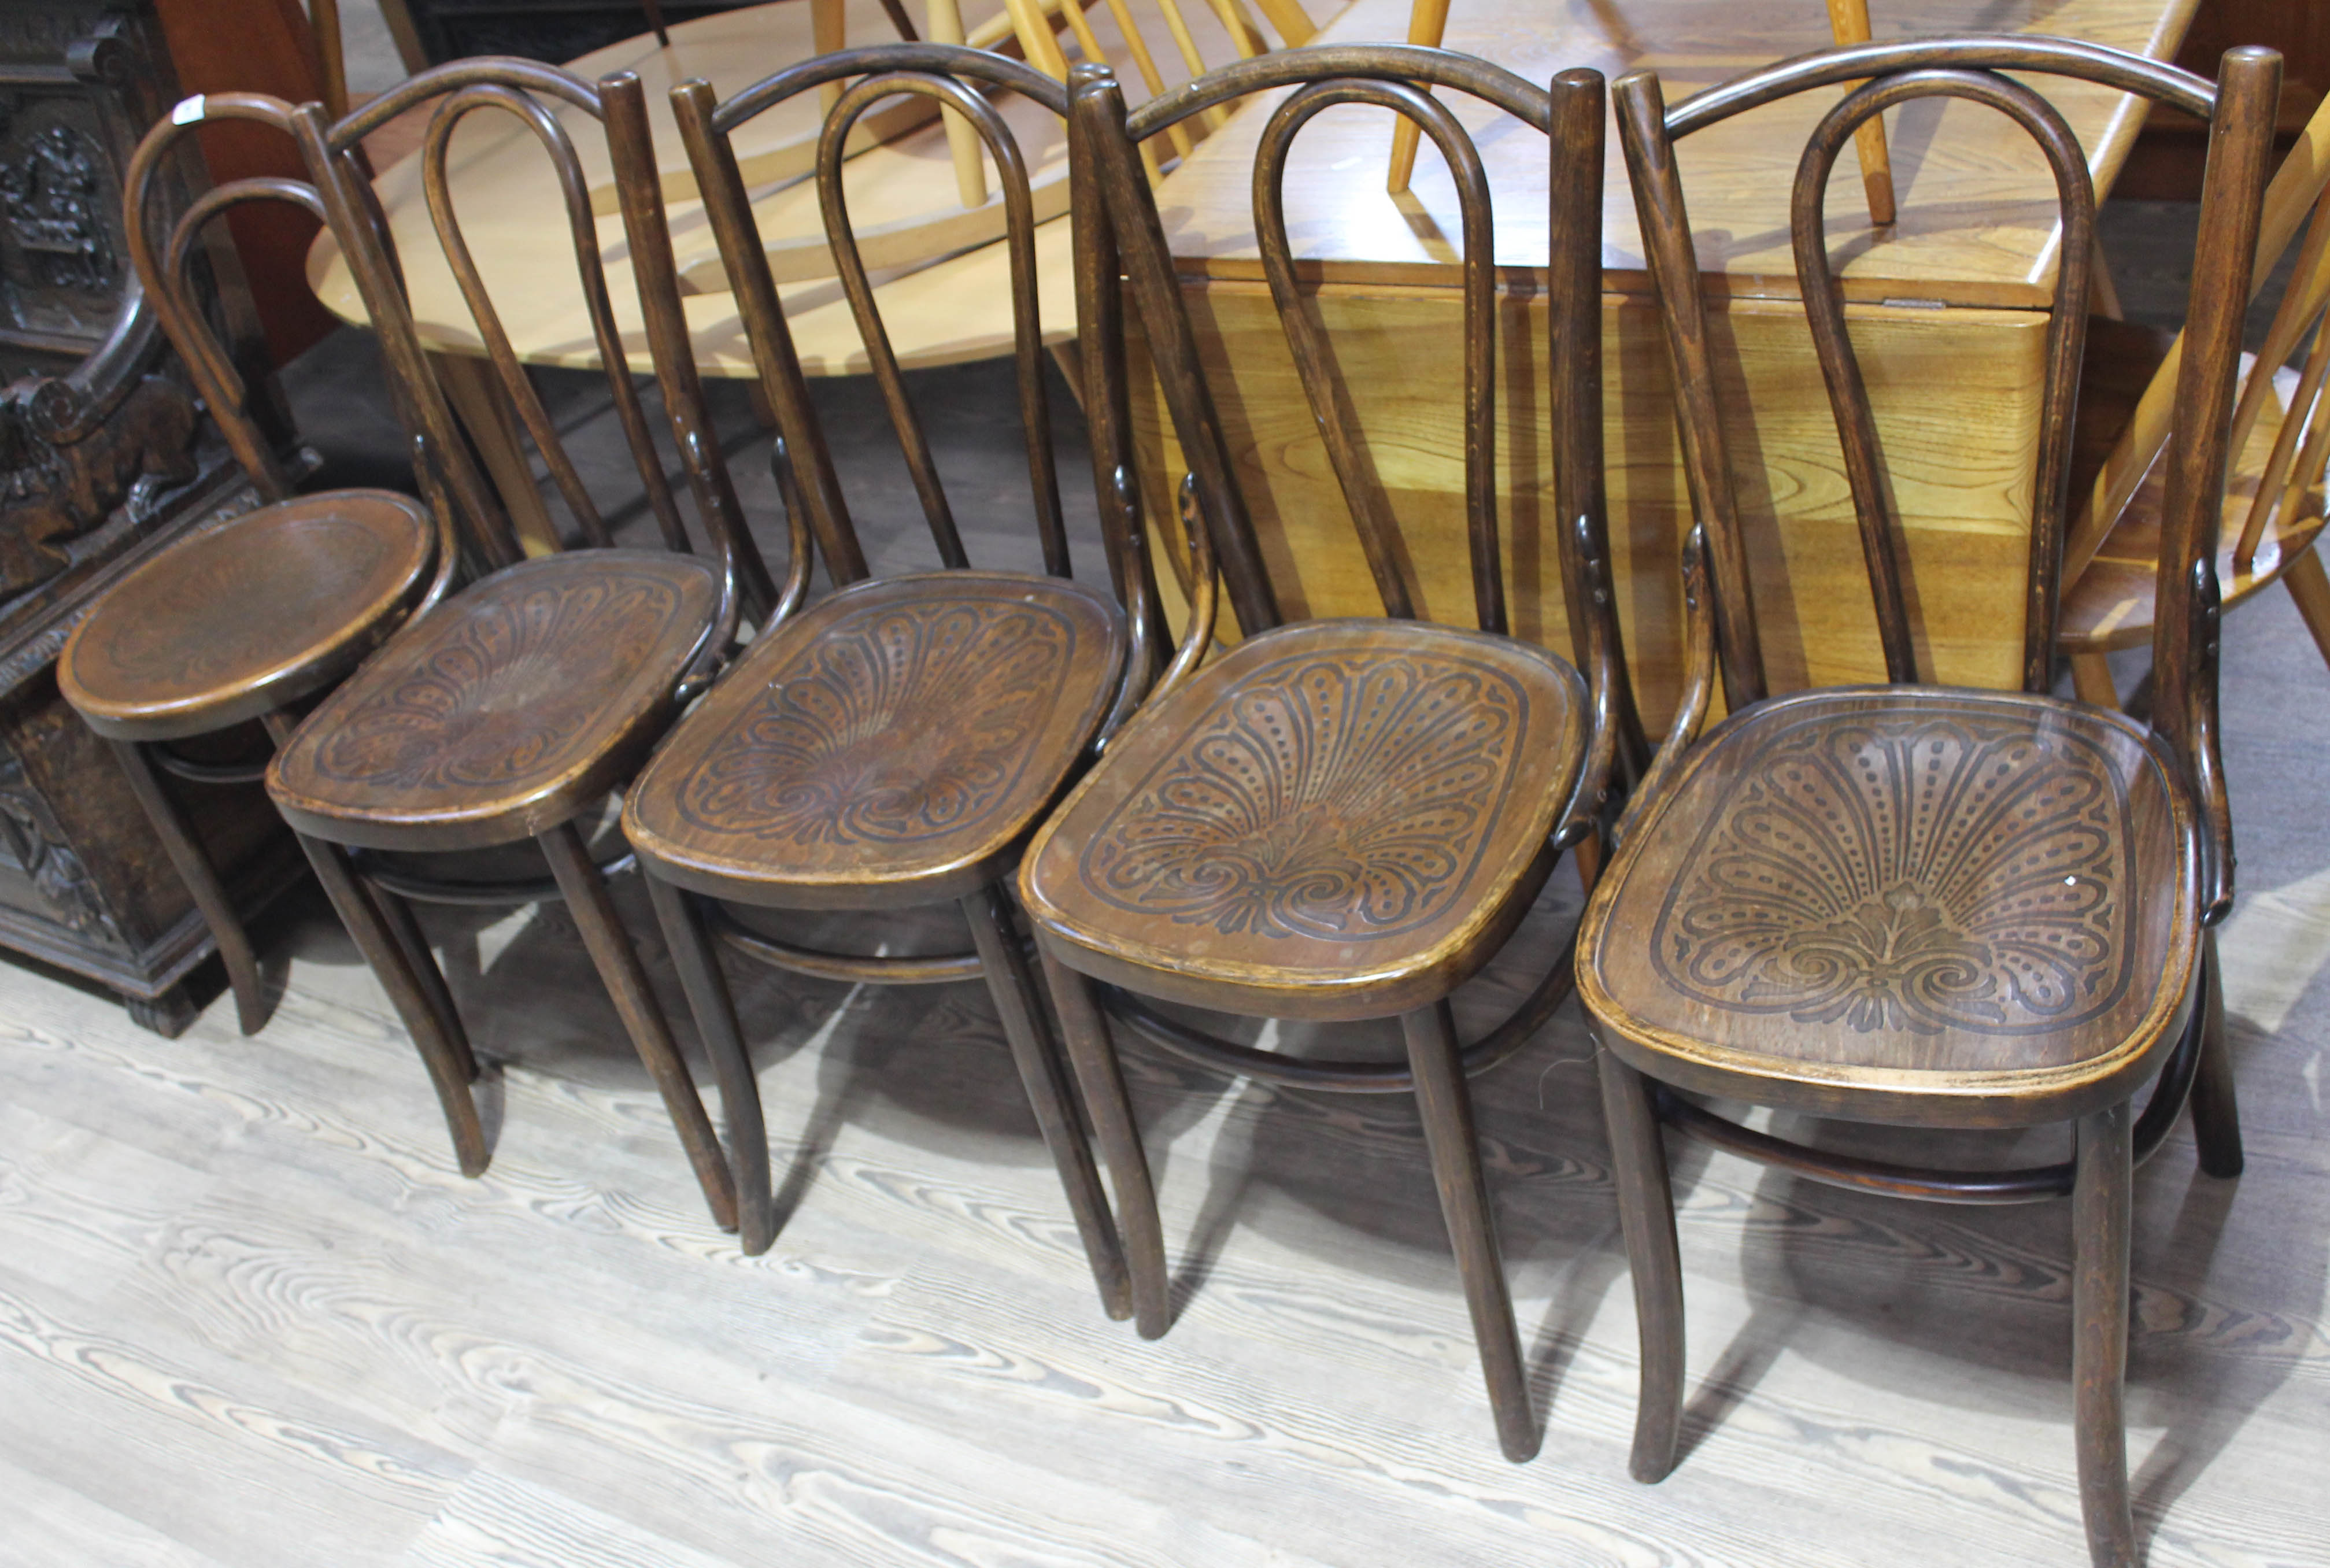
[1615,38,2266,697]
[672,44,1089,602]
[123,94,314,502]
[303,61,756,620]
[1617,38,2279,920]
[1083,50,1632,745]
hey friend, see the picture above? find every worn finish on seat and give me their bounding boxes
[626,572,1125,908]
[1580,687,2195,1127]
[1025,619,1586,1020]
[270,551,720,852]
[62,491,435,742]
[1591,39,2278,1568]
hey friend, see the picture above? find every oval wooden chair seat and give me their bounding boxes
[60,490,435,742]
[623,571,1126,908]
[1023,620,1589,1023]
[267,550,721,852]
[1578,687,2200,1127]
[2061,320,2327,654]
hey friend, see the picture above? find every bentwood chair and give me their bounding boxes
[59,98,455,1038]
[256,62,777,1233]
[2061,90,2330,708]
[1015,53,1628,1462]
[1581,39,2277,1567]
[617,45,1195,1288]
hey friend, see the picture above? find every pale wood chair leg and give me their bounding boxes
[1385,0,1451,193]
[645,874,775,1254]
[2187,927,2244,1178]
[2072,1101,2136,1568]
[1596,1040,1685,1483]
[813,0,846,112]
[1404,999,1537,1462]
[926,0,990,208]
[2070,651,2121,710]
[289,827,490,1175]
[109,738,270,1036]
[1824,0,1896,225]
[1041,947,1172,1337]
[964,886,1132,1320]
[430,352,559,556]
[537,821,739,1234]
[2280,545,2330,671]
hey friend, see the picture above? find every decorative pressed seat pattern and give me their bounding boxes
[1024,619,1586,1008]
[1583,689,2194,1093]
[626,572,1125,901]
[269,551,721,849]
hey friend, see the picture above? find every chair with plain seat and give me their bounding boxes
[1014,51,1632,1463]
[251,60,786,1234]
[57,94,458,1038]
[2059,88,2330,709]
[1580,39,2278,1567]
[616,43,1210,1288]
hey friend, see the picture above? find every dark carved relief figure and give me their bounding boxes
[0,121,115,293]
[0,369,198,598]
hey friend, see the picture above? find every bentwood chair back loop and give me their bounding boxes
[302,60,772,658]
[1614,36,2277,919]
[672,46,1083,603]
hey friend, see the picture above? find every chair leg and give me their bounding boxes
[288,827,490,1175]
[1403,999,1537,1464]
[537,820,739,1235]
[644,872,774,1255]
[1040,947,1171,1338]
[963,886,1132,1321]
[363,878,478,1085]
[2281,545,2330,672]
[2187,928,2243,1178]
[2072,1101,2136,1568]
[109,739,269,1035]
[2069,652,2120,711]
[1596,1040,1685,1484]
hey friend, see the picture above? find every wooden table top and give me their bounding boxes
[1156,0,2200,306]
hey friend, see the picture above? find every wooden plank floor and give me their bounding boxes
[5,564,2328,1567]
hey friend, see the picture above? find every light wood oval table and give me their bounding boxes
[1129,0,2200,723]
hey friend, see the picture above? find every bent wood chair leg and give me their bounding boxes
[648,876,773,1258]
[363,878,478,1085]
[537,821,739,1235]
[964,886,1132,1322]
[1596,1040,1685,1483]
[645,873,774,1254]
[1404,999,1537,1464]
[2072,1100,2137,1568]
[289,827,490,1175]
[2280,545,2330,672]
[2187,929,2243,1178]
[1041,946,1170,1338]
[109,738,269,1035]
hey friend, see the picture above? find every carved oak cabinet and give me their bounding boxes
[0,0,304,1034]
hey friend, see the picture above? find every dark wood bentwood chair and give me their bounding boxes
[618,44,1200,1287]
[58,97,453,1037]
[254,62,777,1233]
[1017,51,1630,1461]
[1580,39,2277,1567]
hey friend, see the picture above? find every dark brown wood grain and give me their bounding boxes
[1582,42,2281,1567]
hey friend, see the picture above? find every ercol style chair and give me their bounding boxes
[60,98,456,1037]
[1018,52,1629,1462]
[1581,39,2277,1568]
[2061,90,2330,708]
[258,62,781,1234]
[617,44,1200,1288]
